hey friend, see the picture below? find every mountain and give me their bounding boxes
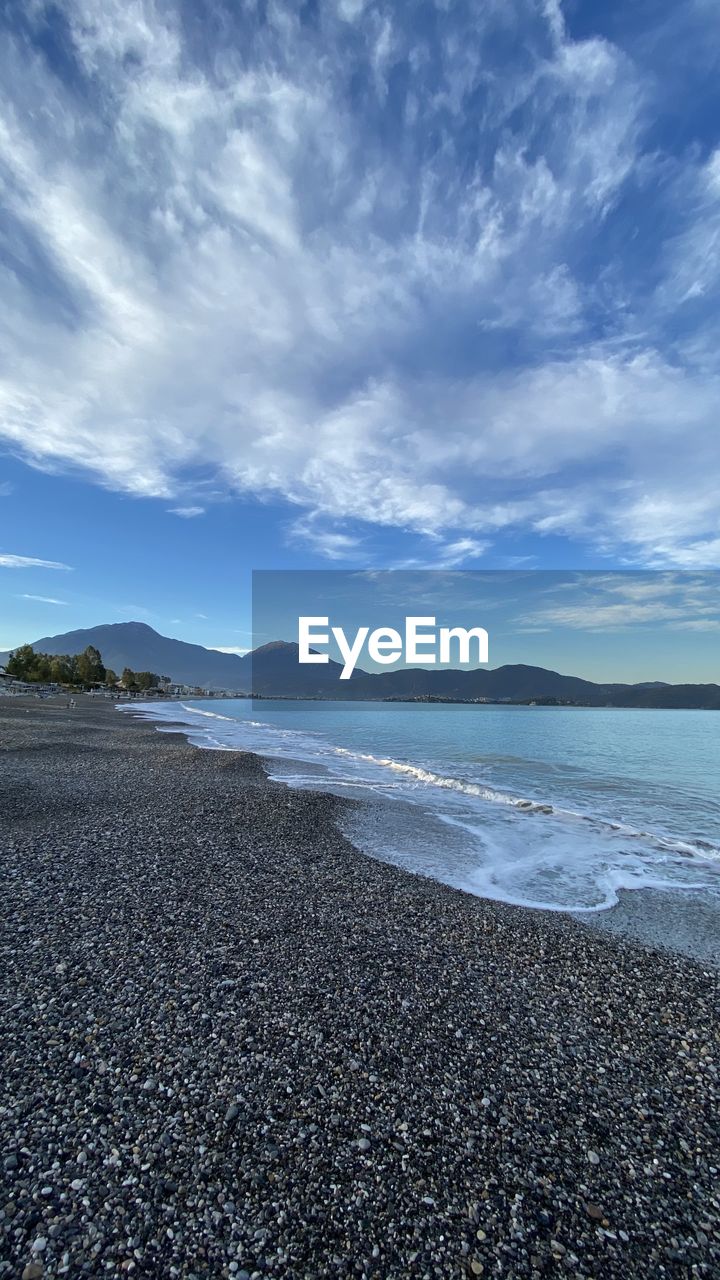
[2,623,719,708]
[241,640,366,695]
[0,623,361,693]
[330,664,720,706]
[341,663,603,702]
[1,621,248,688]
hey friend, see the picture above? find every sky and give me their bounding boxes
[1,0,719,673]
[253,570,720,683]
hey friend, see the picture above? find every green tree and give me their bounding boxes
[5,644,112,687]
[135,671,160,691]
[6,645,38,680]
[104,668,118,687]
[75,645,106,686]
[121,667,137,690]
[49,655,73,684]
[35,654,52,682]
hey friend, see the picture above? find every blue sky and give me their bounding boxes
[1,0,720,667]
[253,571,720,683]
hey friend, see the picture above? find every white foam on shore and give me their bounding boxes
[119,701,720,913]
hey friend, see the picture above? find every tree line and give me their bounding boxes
[4,644,167,692]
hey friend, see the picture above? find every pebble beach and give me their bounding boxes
[1,698,718,1279]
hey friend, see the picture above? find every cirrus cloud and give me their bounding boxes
[0,553,72,570]
[18,593,68,604]
[0,1,718,565]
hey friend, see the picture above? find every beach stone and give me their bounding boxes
[0,697,718,1280]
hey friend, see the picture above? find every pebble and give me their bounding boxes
[0,699,718,1280]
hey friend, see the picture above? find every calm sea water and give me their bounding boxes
[124,699,720,914]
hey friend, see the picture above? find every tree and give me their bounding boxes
[35,654,52,681]
[135,671,160,691]
[105,668,118,687]
[121,667,137,690]
[75,645,106,686]
[6,645,38,680]
[50,655,73,684]
[5,644,111,687]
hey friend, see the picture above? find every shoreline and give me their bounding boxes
[123,696,720,969]
[1,697,718,1278]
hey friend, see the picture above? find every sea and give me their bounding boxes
[123,699,720,929]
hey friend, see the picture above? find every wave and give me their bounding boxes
[330,746,719,862]
[118,700,720,910]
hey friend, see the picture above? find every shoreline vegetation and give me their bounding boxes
[1,644,165,695]
[1,698,718,1278]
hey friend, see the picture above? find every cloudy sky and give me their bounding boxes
[1,0,719,655]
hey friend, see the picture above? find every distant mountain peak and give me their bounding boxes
[94,620,158,635]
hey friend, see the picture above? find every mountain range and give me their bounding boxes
[2,621,719,708]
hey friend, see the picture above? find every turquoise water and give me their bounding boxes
[125,700,720,913]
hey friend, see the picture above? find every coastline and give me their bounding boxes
[123,695,720,969]
[579,885,720,968]
[1,698,718,1278]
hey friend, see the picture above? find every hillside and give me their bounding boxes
[0,623,360,693]
[2,623,718,707]
[2,622,250,690]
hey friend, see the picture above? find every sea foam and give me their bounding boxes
[119,700,720,912]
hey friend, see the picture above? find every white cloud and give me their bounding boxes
[533,600,687,630]
[525,572,720,631]
[671,618,720,632]
[0,1,717,565]
[337,0,368,20]
[209,645,249,656]
[290,514,363,560]
[168,506,205,518]
[18,594,68,604]
[390,537,492,569]
[0,554,72,570]
[437,538,490,566]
